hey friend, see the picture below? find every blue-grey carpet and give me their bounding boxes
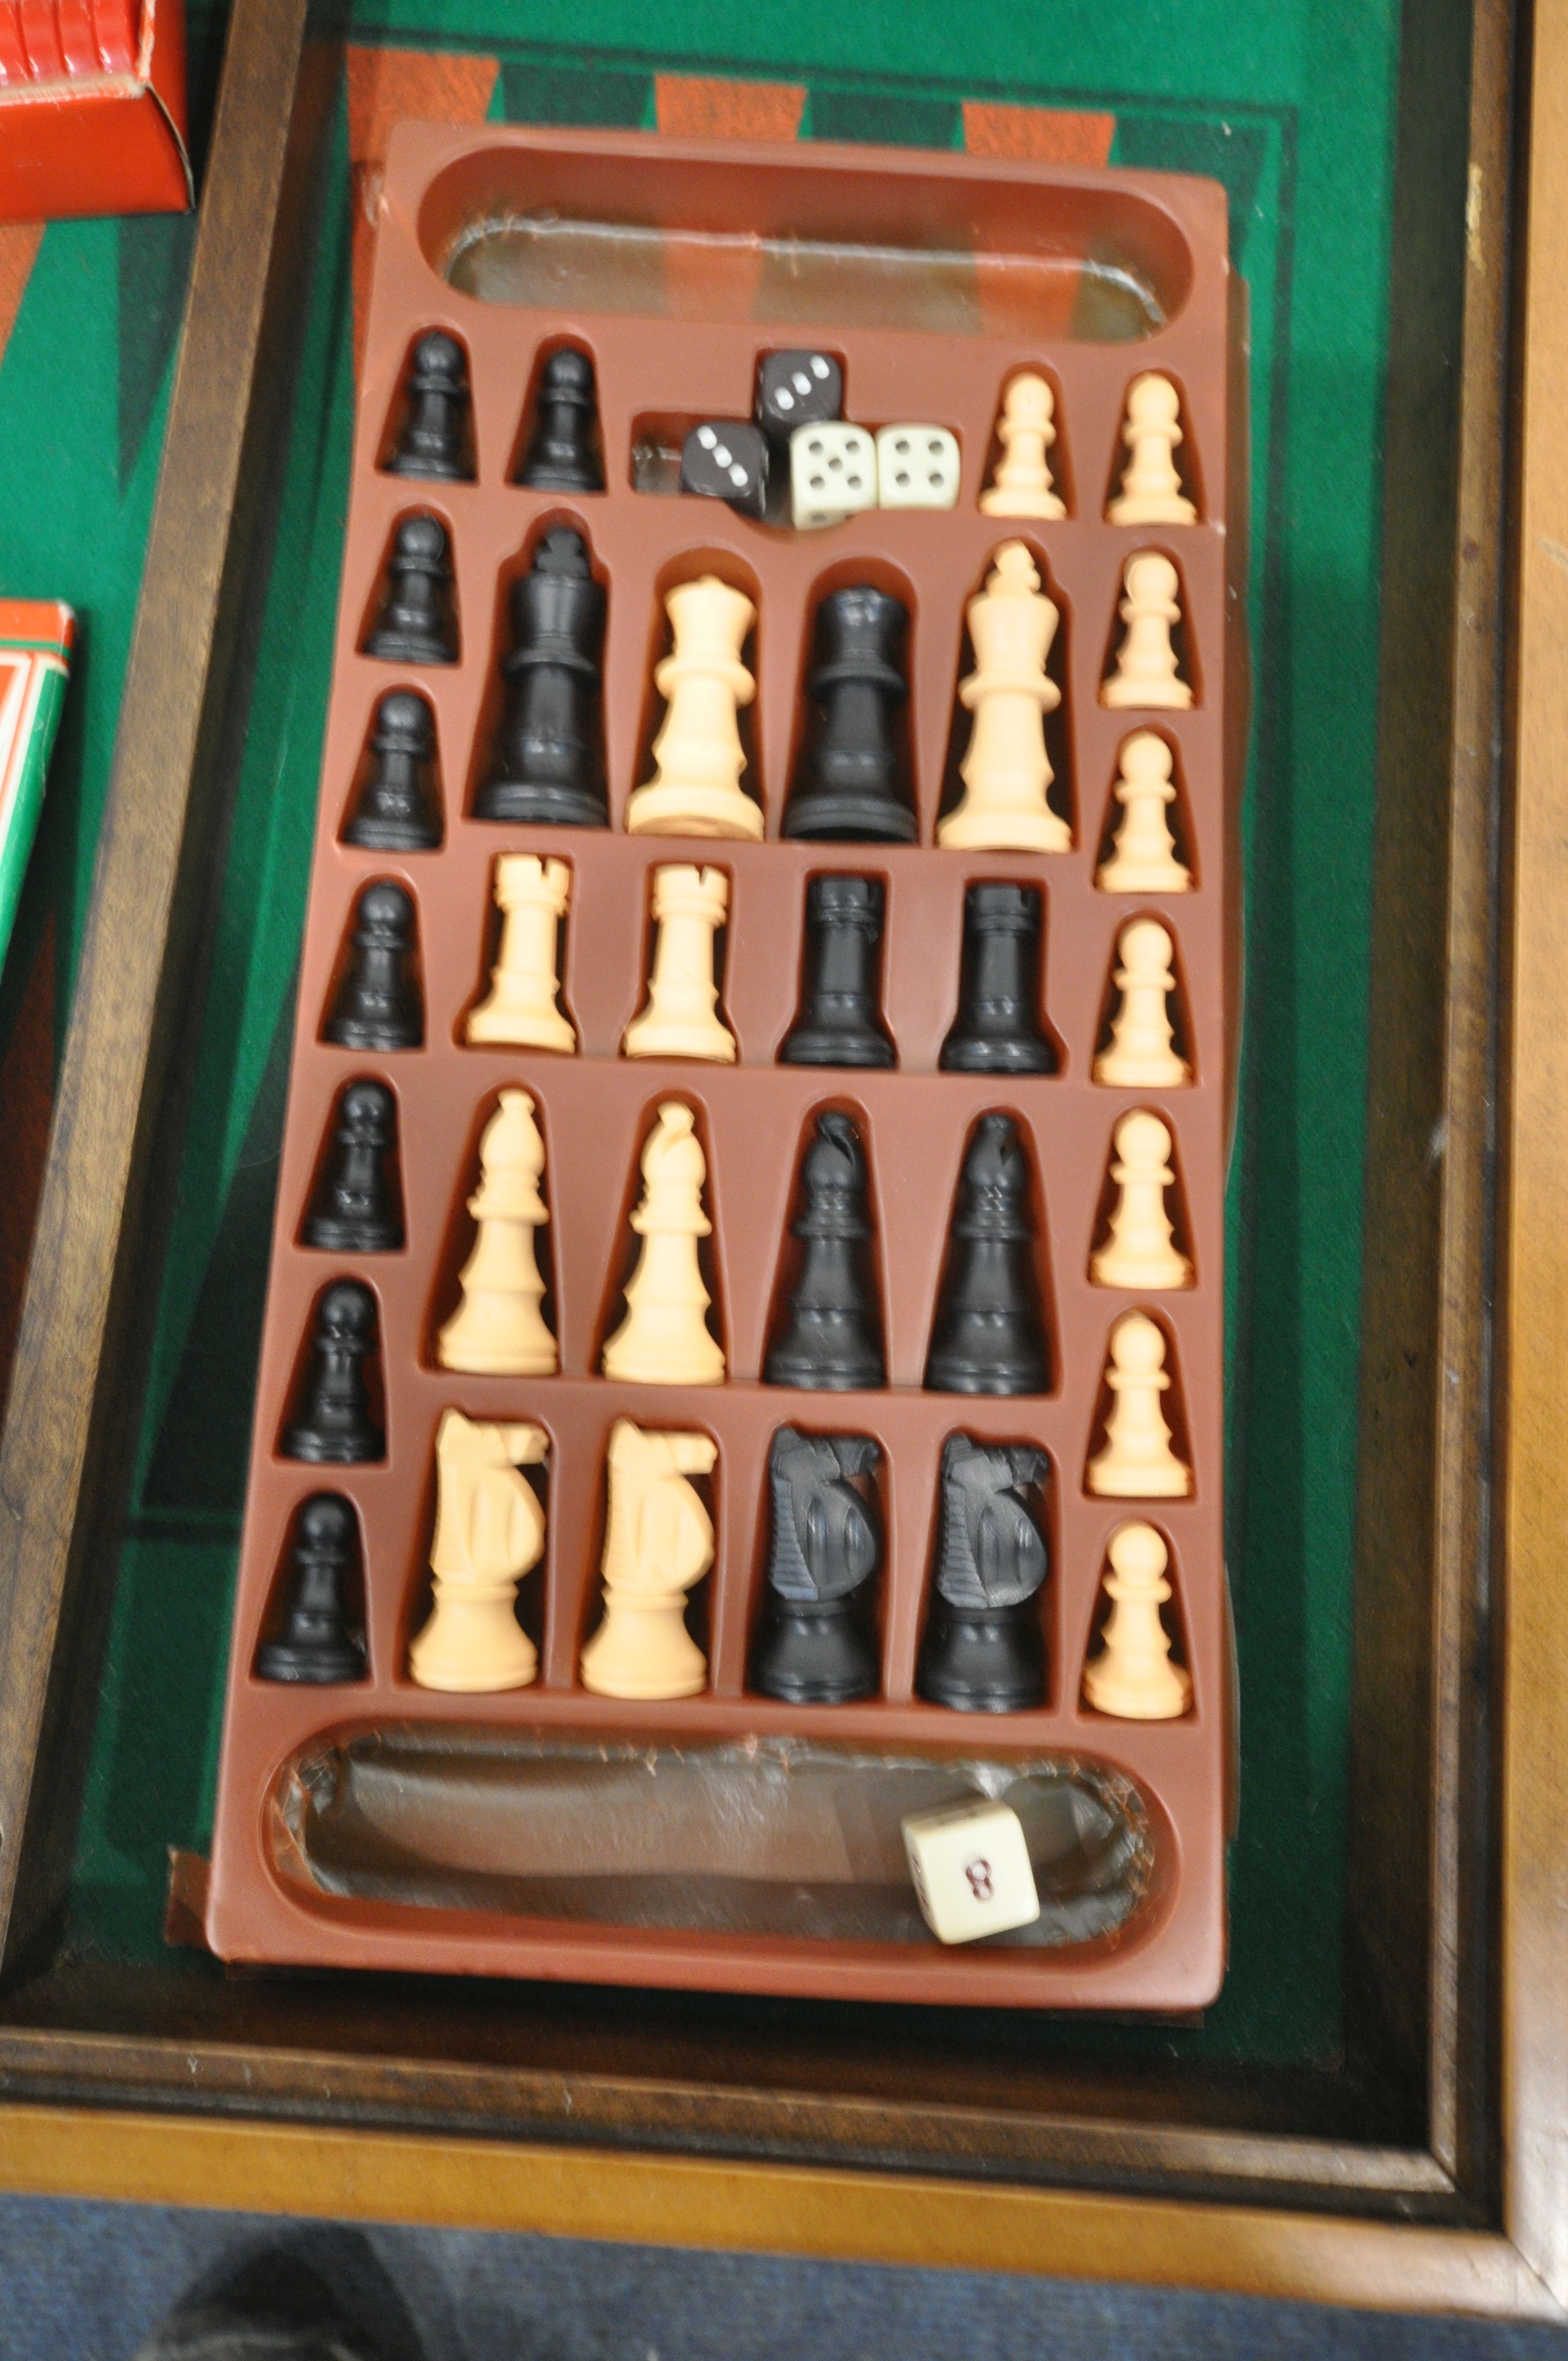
[0,2199,1563,2360]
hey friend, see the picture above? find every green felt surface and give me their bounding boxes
[0,0,1415,2066]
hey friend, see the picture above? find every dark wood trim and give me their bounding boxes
[0,1,334,1973]
[1348,0,1517,2211]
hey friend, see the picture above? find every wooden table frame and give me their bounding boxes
[0,0,1564,2319]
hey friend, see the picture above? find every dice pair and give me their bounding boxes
[790,420,960,527]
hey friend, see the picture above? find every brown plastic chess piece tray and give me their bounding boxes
[204,121,1246,2010]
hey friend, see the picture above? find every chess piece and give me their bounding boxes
[385,330,472,481]
[1087,1310,1191,1497]
[765,1111,884,1391]
[1091,1111,1193,1290]
[324,882,422,1052]
[1097,732,1190,891]
[680,421,770,519]
[302,1079,402,1254]
[466,855,576,1052]
[778,874,894,1069]
[979,372,1066,520]
[1082,1520,1192,1717]
[1102,552,1192,710]
[938,543,1069,852]
[917,1433,1049,1713]
[602,1102,725,1384]
[622,865,737,1062]
[255,1494,366,1683]
[474,527,608,828]
[363,514,457,665]
[1107,374,1196,526]
[518,346,603,492]
[438,1091,557,1375]
[408,1409,547,1691]
[752,1428,881,1704]
[625,576,762,840]
[782,586,916,844]
[925,1113,1049,1396]
[342,692,442,851]
[1093,917,1190,1087]
[940,882,1054,1075]
[281,1280,383,1464]
[581,1419,716,1699]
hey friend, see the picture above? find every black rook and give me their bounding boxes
[779,875,895,1068]
[940,882,1055,1074]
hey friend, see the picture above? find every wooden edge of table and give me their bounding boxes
[0,2104,1558,2320]
[1502,0,1568,2316]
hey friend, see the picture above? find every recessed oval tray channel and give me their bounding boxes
[272,1727,1158,1947]
[420,143,1194,341]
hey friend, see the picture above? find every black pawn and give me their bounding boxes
[940,883,1055,1075]
[780,876,894,1068]
[282,1281,384,1464]
[765,1112,885,1391]
[518,347,603,492]
[303,1080,402,1254]
[925,1113,1049,1396]
[256,1494,367,1683]
[324,882,422,1053]
[343,692,442,851]
[363,514,458,665]
[917,1434,1048,1713]
[782,587,917,844]
[473,527,608,827]
[752,1428,881,1705]
[385,330,471,481]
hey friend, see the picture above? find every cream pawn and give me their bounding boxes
[438,1091,557,1374]
[580,1418,716,1700]
[1082,1521,1192,1718]
[1097,732,1191,892]
[937,542,1070,853]
[1102,552,1193,710]
[979,373,1066,519]
[466,854,576,1051]
[1107,374,1196,526]
[602,1101,725,1385]
[1093,918,1190,1087]
[622,864,737,1062]
[1087,1311,1191,1498]
[1091,1111,1193,1290]
[408,1410,548,1692]
[625,575,762,840]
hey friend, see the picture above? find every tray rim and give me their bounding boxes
[0,0,1558,2319]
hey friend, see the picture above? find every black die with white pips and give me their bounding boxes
[679,420,770,519]
[755,349,843,441]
